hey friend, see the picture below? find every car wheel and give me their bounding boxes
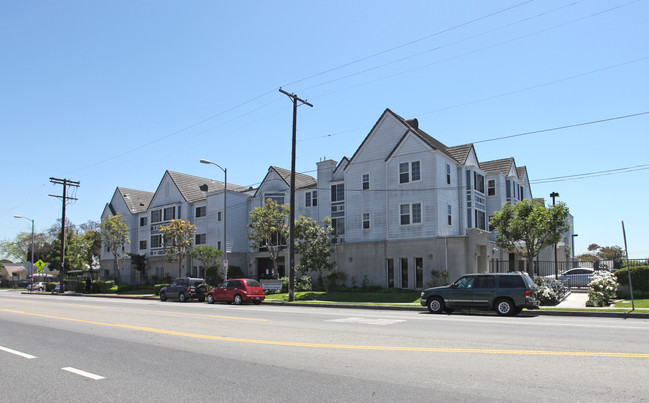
[495,298,515,316]
[179,292,186,302]
[206,294,214,304]
[160,292,167,302]
[233,294,243,305]
[427,297,445,314]
[197,292,205,303]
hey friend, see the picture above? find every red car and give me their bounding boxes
[206,278,265,305]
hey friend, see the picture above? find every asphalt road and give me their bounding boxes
[1,292,648,402]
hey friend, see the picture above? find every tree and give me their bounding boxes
[46,228,85,275]
[577,244,625,270]
[0,232,35,262]
[78,228,102,270]
[100,214,130,283]
[294,216,335,289]
[159,219,196,278]
[490,199,570,275]
[129,253,148,284]
[189,245,223,281]
[248,199,289,279]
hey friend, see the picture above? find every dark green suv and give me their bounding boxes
[420,272,540,316]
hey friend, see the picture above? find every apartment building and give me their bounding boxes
[100,108,572,287]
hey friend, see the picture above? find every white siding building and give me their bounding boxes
[100,108,572,288]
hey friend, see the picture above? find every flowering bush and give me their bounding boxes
[586,271,618,307]
[533,277,569,306]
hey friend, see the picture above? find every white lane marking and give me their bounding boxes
[329,317,407,326]
[62,367,105,380]
[0,345,37,359]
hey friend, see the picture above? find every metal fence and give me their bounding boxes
[489,258,648,287]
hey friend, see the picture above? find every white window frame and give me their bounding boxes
[362,173,370,190]
[399,161,421,184]
[400,202,422,226]
[362,212,370,230]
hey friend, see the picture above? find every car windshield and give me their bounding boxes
[245,280,261,287]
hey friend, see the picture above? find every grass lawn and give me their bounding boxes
[613,299,649,308]
[265,290,421,304]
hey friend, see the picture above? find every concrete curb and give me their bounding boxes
[22,291,649,319]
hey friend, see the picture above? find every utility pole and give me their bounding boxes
[49,177,80,292]
[279,88,313,302]
[550,192,559,279]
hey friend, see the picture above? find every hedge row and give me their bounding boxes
[615,265,649,292]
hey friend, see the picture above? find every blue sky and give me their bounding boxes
[1,0,647,258]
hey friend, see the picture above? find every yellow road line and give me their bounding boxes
[2,309,648,358]
[0,297,266,322]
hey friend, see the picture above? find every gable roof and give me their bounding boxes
[447,144,474,165]
[348,109,460,168]
[116,187,154,214]
[480,157,516,176]
[270,166,317,189]
[517,166,528,181]
[166,170,250,203]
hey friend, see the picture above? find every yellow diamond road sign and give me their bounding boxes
[35,260,45,269]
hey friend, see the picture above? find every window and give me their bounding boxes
[195,233,206,245]
[446,164,451,185]
[163,206,175,221]
[488,180,495,196]
[362,212,370,229]
[140,217,147,227]
[473,275,495,289]
[362,173,370,190]
[400,203,422,225]
[264,192,285,206]
[139,240,147,250]
[400,204,410,225]
[332,217,345,236]
[475,173,485,193]
[196,206,206,218]
[475,210,486,230]
[489,215,494,231]
[331,184,344,202]
[447,204,452,226]
[401,258,408,288]
[306,190,318,207]
[151,235,162,248]
[499,276,524,288]
[217,241,221,250]
[520,187,525,200]
[415,257,423,289]
[151,210,161,223]
[217,211,222,221]
[399,161,420,184]
[387,259,394,288]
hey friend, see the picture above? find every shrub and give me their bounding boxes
[586,271,618,307]
[534,277,569,306]
[279,275,313,293]
[615,265,649,292]
[154,284,169,295]
[114,284,134,293]
[94,280,115,293]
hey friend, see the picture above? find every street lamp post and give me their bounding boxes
[200,159,227,281]
[571,233,579,266]
[14,215,34,291]
[550,192,559,279]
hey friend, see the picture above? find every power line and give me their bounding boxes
[473,111,649,144]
